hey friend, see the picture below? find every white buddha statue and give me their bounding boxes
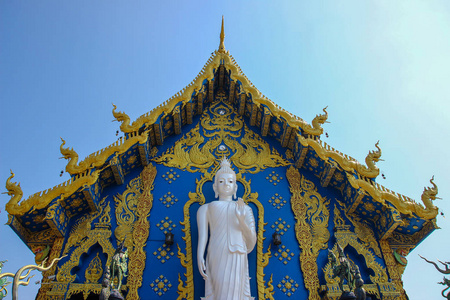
[197,158,257,300]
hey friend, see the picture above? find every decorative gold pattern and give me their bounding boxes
[322,206,388,285]
[159,191,178,207]
[127,156,137,165]
[162,169,180,183]
[266,171,283,185]
[286,166,330,300]
[154,101,289,175]
[268,193,287,209]
[336,200,382,257]
[156,217,176,234]
[150,275,173,296]
[271,218,291,236]
[57,198,114,283]
[66,283,101,300]
[273,245,295,265]
[364,202,375,212]
[334,172,344,182]
[127,163,157,299]
[114,177,141,250]
[85,253,103,283]
[62,198,107,256]
[277,275,300,297]
[153,244,175,263]
[308,158,318,167]
[36,237,64,300]
[380,240,407,299]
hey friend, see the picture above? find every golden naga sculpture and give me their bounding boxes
[421,176,440,210]
[303,106,329,136]
[112,103,132,133]
[355,141,383,178]
[59,137,91,174]
[3,170,24,214]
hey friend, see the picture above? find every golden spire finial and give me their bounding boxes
[218,16,225,53]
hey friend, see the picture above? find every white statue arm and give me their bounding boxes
[235,198,257,253]
[197,204,208,279]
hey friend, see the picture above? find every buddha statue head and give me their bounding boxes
[213,157,237,200]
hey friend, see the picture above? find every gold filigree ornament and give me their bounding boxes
[322,204,388,287]
[114,176,142,250]
[126,163,157,299]
[341,203,382,257]
[176,163,274,300]
[379,240,407,299]
[286,166,330,300]
[150,275,173,296]
[57,197,115,283]
[85,253,103,283]
[153,100,289,175]
[277,275,300,297]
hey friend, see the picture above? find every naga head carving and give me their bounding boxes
[112,103,130,122]
[4,170,22,197]
[367,141,382,163]
[423,176,439,201]
[59,137,76,160]
[311,106,329,129]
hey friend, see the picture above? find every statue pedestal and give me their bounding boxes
[109,289,124,300]
[339,291,356,300]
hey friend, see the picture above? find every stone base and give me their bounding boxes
[339,291,356,300]
[109,289,124,300]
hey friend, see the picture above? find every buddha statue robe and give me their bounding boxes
[198,200,256,300]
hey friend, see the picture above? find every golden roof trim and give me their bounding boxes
[5,44,438,221]
[5,170,100,216]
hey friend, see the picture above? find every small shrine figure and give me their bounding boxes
[109,239,128,300]
[197,157,257,300]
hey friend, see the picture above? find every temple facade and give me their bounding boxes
[4,21,440,300]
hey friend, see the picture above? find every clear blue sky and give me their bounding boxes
[1,1,449,299]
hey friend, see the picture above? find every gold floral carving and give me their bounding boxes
[153,125,219,172]
[114,177,142,250]
[57,198,114,283]
[335,200,382,257]
[127,163,157,299]
[36,237,64,300]
[379,240,407,300]
[323,205,388,285]
[66,283,126,300]
[154,101,289,175]
[286,166,330,300]
[176,164,273,300]
[62,198,107,256]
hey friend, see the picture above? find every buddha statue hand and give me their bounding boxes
[235,197,247,224]
[198,258,207,279]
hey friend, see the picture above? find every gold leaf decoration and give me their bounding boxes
[85,253,103,284]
